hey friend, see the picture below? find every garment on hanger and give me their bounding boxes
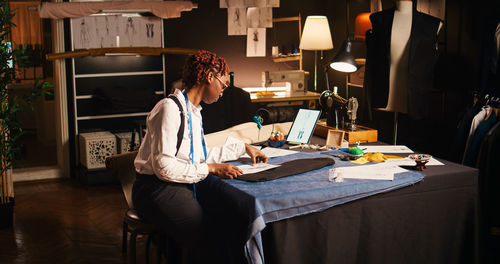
[463,111,498,167]
[363,3,442,120]
[451,103,483,163]
[476,121,500,226]
[462,105,491,163]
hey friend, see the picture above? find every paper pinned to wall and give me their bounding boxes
[221,0,279,8]
[247,7,272,28]
[247,28,266,57]
[228,7,248,35]
[417,0,445,20]
[220,0,246,8]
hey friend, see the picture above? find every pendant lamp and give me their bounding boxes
[330,0,358,73]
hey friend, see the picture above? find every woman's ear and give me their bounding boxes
[207,71,215,83]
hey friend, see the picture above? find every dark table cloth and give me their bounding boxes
[261,157,479,264]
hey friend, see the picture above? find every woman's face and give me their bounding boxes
[202,73,229,104]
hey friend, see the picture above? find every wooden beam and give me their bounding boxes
[46,47,199,60]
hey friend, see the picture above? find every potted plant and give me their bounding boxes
[0,1,52,228]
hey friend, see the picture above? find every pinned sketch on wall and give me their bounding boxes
[220,0,246,8]
[228,7,248,35]
[72,16,162,49]
[247,7,272,28]
[417,0,445,20]
[221,0,279,8]
[136,17,163,47]
[95,16,119,48]
[247,28,266,57]
[73,17,98,49]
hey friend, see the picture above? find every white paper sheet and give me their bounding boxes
[329,163,409,181]
[239,163,280,174]
[247,27,266,57]
[361,145,414,153]
[241,146,298,158]
[384,157,445,166]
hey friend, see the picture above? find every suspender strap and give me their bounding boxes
[168,95,185,156]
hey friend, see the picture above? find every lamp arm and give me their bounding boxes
[324,65,331,92]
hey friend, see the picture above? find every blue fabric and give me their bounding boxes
[201,151,425,264]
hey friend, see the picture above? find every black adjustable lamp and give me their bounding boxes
[330,0,358,73]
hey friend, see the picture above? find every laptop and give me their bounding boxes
[286,109,322,145]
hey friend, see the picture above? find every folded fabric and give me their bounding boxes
[351,152,404,164]
[238,158,335,182]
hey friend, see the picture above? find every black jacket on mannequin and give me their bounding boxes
[363,5,442,120]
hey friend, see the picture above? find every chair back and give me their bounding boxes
[106,151,138,209]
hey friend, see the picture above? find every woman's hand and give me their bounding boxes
[208,163,243,179]
[245,143,268,165]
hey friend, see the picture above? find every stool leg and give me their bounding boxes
[145,234,152,264]
[157,234,164,264]
[130,232,137,264]
[122,221,128,253]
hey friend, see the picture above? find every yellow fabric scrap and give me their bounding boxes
[350,152,404,164]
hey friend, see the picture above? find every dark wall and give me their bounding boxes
[163,0,359,91]
[161,0,499,160]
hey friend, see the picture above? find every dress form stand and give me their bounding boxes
[378,0,413,144]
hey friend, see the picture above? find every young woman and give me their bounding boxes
[132,50,267,262]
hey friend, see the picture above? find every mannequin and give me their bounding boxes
[363,0,443,143]
[379,0,443,113]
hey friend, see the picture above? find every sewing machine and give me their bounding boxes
[263,70,309,94]
[317,90,378,144]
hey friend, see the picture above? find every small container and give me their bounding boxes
[268,139,286,148]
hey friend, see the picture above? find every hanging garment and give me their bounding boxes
[477,121,500,227]
[464,112,498,167]
[237,158,335,182]
[364,5,442,120]
[451,103,483,163]
[462,106,491,163]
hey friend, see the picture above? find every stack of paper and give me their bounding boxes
[329,163,409,181]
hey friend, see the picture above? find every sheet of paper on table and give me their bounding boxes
[361,145,414,153]
[384,157,445,166]
[330,163,409,181]
[238,163,281,175]
[241,146,298,158]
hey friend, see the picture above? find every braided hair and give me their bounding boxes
[182,50,229,89]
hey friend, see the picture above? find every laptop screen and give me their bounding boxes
[286,109,321,144]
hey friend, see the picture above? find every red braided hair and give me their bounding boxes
[182,50,230,89]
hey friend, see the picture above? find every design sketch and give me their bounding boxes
[247,7,272,28]
[220,0,246,8]
[417,0,445,20]
[95,15,119,48]
[246,28,266,57]
[221,0,279,8]
[72,17,98,49]
[228,7,247,35]
[118,16,162,47]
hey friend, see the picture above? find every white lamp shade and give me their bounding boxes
[299,16,334,50]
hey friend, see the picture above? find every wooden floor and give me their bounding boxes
[0,180,148,264]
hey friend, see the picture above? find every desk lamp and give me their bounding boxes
[299,16,333,92]
[330,0,358,73]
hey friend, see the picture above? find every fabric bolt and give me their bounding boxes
[464,111,498,167]
[134,89,246,184]
[238,158,335,182]
[462,106,490,163]
[198,150,425,264]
